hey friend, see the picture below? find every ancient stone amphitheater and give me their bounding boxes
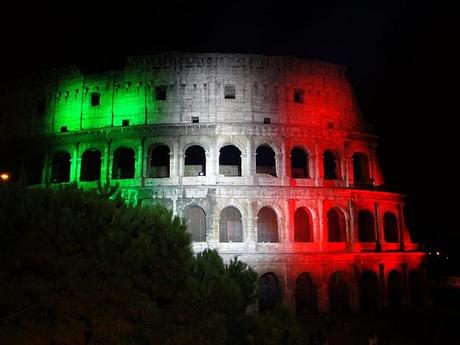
[2,53,425,313]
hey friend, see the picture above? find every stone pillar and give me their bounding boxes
[375,202,383,251]
[350,264,360,312]
[317,199,325,251]
[348,200,356,252]
[344,155,351,187]
[379,263,387,307]
[72,143,80,183]
[315,144,322,186]
[402,263,409,306]
[318,265,329,313]
[397,204,406,251]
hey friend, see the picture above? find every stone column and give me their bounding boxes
[375,202,383,251]
[379,263,387,307]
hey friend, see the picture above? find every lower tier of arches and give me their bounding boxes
[219,252,426,314]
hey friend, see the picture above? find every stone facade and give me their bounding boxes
[3,53,425,313]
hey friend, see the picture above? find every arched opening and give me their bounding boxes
[352,152,371,183]
[184,145,206,176]
[256,145,276,177]
[258,273,281,313]
[359,271,379,311]
[149,145,170,178]
[409,270,423,306]
[219,145,242,176]
[112,147,135,179]
[51,151,71,183]
[323,150,338,180]
[291,147,308,178]
[80,149,101,181]
[327,208,346,242]
[185,206,206,242]
[219,206,243,242]
[295,273,317,315]
[384,212,399,243]
[257,207,278,242]
[388,270,403,308]
[358,210,376,242]
[25,154,44,185]
[294,208,313,242]
[329,271,349,313]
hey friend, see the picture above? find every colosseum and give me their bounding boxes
[1,52,425,314]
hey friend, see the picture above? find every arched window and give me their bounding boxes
[388,270,403,308]
[219,207,243,242]
[219,145,242,176]
[294,208,313,242]
[358,210,376,242]
[80,149,101,181]
[384,212,399,243]
[352,152,371,183]
[149,145,170,178]
[329,271,349,313]
[184,145,206,176]
[258,273,281,313]
[327,208,346,242]
[112,147,135,179]
[256,145,276,177]
[359,271,379,311]
[409,270,423,306]
[51,151,71,183]
[185,206,206,242]
[257,207,278,242]
[324,150,338,180]
[291,147,308,178]
[295,273,317,315]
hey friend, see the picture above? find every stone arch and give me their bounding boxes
[112,146,135,179]
[358,210,376,242]
[258,273,282,313]
[291,146,309,178]
[388,270,403,308]
[384,212,399,243]
[219,145,242,176]
[409,270,423,306]
[257,206,279,242]
[185,205,206,242]
[359,270,379,311]
[327,207,347,242]
[184,145,206,176]
[294,207,313,242]
[295,273,317,315]
[352,152,371,183]
[323,150,340,180]
[256,144,277,177]
[51,151,71,183]
[219,206,243,242]
[148,144,170,178]
[329,271,350,313]
[80,148,101,181]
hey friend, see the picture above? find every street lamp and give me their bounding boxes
[0,172,10,182]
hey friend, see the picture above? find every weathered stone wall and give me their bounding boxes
[5,53,425,312]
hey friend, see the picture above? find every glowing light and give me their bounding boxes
[0,173,10,182]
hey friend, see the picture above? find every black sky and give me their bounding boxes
[1,0,458,247]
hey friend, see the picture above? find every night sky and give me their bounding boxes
[1,1,457,248]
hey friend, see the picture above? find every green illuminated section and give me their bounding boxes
[43,70,163,134]
[53,77,84,132]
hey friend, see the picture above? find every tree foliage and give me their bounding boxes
[0,185,303,345]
